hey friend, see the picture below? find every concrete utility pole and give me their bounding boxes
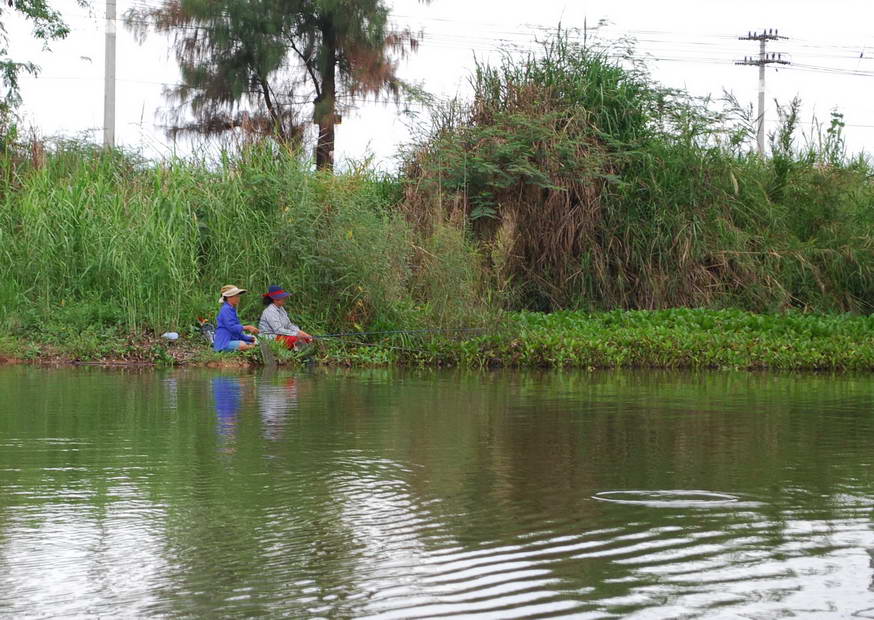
[103,0,117,148]
[737,29,789,156]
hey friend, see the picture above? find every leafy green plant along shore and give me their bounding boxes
[2,31,874,367]
[313,309,874,371]
[5,308,874,371]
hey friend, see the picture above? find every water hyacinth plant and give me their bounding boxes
[311,309,874,371]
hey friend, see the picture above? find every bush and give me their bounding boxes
[402,30,874,313]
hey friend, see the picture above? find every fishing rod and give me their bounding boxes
[314,327,489,339]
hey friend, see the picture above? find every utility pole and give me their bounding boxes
[736,29,789,156]
[103,0,116,148]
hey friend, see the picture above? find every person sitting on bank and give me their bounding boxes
[213,285,260,352]
[259,285,313,349]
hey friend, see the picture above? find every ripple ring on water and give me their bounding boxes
[592,490,740,508]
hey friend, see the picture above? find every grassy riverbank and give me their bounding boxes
[3,33,874,370]
[4,309,874,371]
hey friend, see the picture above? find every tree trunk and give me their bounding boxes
[315,111,335,170]
[315,20,337,171]
[258,76,286,142]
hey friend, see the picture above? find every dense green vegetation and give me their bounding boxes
[0,142,486,336]
[312,309,874,371]
[2,31,874,368]
[403,33,874,313]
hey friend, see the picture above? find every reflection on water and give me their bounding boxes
[592,490,745,507]
[1,367,874,617]
[258,376,298,441]
[211,375,300,445]
[212,376,241,444]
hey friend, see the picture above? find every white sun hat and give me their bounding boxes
[218,284,247,303]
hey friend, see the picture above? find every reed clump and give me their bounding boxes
[403,31,874,314]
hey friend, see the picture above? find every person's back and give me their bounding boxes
[259,303,298,338]
[213,285,259,352]
[258,285,313,349]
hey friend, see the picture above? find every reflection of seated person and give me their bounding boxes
[259,285,313,349]
[212,377,242,440]
[258,378,298,440]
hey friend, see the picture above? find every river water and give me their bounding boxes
[1,366,874,618]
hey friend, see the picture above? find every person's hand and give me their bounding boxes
[300,331,313,344]
[244,325,259,334]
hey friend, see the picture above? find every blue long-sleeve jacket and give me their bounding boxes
[213,303,255,351]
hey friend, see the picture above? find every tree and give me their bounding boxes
[128,0,429,169]
[0,1,89,112]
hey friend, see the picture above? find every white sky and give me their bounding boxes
[9,0,874,168]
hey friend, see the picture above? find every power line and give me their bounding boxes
[59,10,874,72]
[785,63,874,78]
[64,7,874,57]
[42,18,874,83]
[24,10,874,144]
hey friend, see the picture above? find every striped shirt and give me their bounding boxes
[258,303,300,339]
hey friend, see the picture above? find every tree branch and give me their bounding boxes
[288,39,321,99]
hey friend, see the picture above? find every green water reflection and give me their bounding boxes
[1,367,874,617]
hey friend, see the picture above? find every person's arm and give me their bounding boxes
[280,308,312,341]
[241,320,258,341]
[239,328,256,343]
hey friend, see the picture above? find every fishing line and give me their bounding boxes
[314,327,489,339]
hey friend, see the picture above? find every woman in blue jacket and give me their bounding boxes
[213,285,260,352]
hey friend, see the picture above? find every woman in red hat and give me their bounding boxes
[258,285,313,349]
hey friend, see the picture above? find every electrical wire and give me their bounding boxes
[61,7,874,69]
[22,5,874,134]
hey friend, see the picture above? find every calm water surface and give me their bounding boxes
[2,366,874,618]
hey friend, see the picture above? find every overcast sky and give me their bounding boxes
[9,0,874,167]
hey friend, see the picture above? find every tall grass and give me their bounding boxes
[403,30,874,313]
[0,140,488,336]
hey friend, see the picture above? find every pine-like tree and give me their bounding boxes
[128,0,428,169]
